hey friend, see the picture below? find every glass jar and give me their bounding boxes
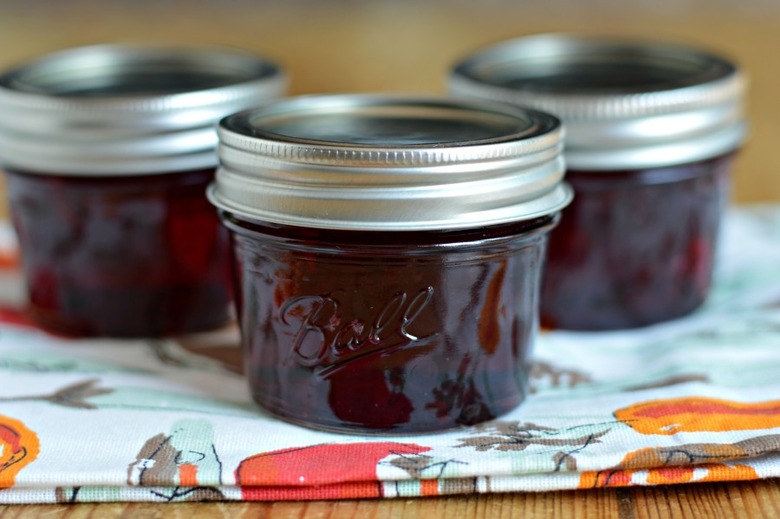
[450,35,747,330]
[0,44,286,337]
[209,95,572,433]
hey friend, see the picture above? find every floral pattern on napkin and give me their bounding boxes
[1,206,780,503]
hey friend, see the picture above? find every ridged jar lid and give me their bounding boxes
[450,34,747,170]
[0,44,286,175]
[210,94,572,231]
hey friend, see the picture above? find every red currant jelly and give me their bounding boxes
[225,215,555,433]
[0,44,285,336]
[451,35,747,329]
[541,155,732,330]
[7,168,232,337]
[209,95,571,432]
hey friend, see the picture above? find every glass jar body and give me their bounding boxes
[7,168,232,337]
[541,154,733,331]
[223,214,556,434]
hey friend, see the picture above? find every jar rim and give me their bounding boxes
[450,34,743,118]
[449,34,747,170]
[0,43,283,109]
[210,94,572,231]
[0,43,287,175]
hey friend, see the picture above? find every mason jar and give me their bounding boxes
[209,94,572,433]
[0,44,286,337]
[450,34,747,330]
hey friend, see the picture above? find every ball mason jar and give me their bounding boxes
[450,35,747,330]
[209,95,572,433]
[0,44,286,337]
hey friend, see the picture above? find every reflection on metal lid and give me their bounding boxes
[450,34,747,170]
[0,44,286,175]
[210,94,572,231]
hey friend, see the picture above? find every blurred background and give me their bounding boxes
[0,0,778,208]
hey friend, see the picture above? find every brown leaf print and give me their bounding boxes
[55,487,79,504]
[149,339,243,375]
[439,478,478,495]
[624,374,709,392]
[619,434,780,470]
[383,453,467,479]
[553,450,578,472]
[528,361,593,394]
[150,487,225,502]
[456,421,609,453]
[0,378,112,409]
[128,433,179,486]
[127,424,225,501]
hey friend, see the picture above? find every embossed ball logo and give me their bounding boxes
[279,287,437,375]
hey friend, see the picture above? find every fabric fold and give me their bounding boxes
[2,206,780,503]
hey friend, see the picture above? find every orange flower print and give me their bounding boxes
[0,414,40,487]
[579,463,758,489]
[614,397,780,435]
[578,433,780,489]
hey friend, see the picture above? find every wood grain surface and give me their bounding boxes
[3,479,780,518]
[0,1,779,516]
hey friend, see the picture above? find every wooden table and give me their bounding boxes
[0,1,779,516]
[1,479,780,518]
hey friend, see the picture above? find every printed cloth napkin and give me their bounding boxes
[2,206,780,504]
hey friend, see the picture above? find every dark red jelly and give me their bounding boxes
[450,35,746,330]
[224,214,556,433]
[541,154,732,330]
[0,44,285,337]
[211,95,569,432]
[7,168,232,337]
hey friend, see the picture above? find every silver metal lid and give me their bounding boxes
[450,34,747,170]
[0,44,286,175]
[210,94,571,231]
